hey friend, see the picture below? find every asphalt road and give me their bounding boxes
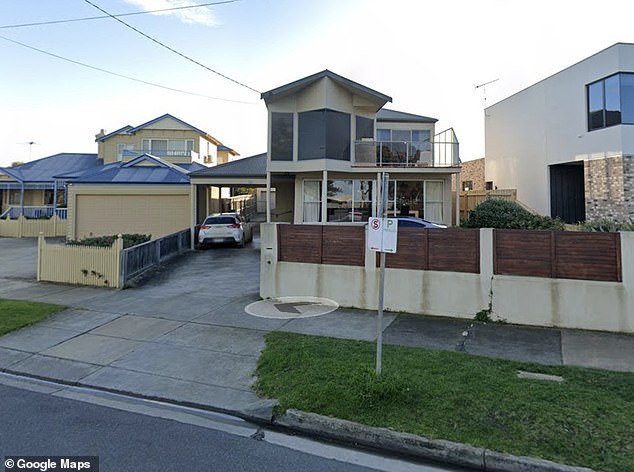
[0,377,463,472]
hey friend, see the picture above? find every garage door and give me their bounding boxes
[75,194,190,239]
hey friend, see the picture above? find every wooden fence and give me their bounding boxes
[454,190,517,220]
[277,224,622,283]
[1,216,66,238]
[37,228,192,288]
[38,235,123,288]
[494,230,622,282]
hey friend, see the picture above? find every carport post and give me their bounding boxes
[190,183,196,249]
[266,171,271,223]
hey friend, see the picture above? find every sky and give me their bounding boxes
[1,0,633,168]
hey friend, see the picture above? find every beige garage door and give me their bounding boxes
[75,194,190,239]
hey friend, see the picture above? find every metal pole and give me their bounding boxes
[376,172,389,376]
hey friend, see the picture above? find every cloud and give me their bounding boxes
[122,0,220,27]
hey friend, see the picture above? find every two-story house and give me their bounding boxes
[485,42,634,223]
[261,70,461,225]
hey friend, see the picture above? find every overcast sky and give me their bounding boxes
[1,0,633,167]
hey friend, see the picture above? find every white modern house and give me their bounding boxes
[485,42,634,223]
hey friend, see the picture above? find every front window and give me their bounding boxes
[376,128,431,165]
[299,109,351,160]
[271,112,293,161]
[303,181,322,222]
[326,180,373,222]
[385,180,444,223]
[142,139,194,157]
[587,72,634,131]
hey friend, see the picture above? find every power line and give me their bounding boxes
[84,0,260,94]
[0,1,238,29]
[0,34,256,104]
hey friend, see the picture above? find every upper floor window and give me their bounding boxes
[356,116,374,140]
[299,109,351,160]
[587,72,634,131]
[142,139,194,157]
[271,112,293,161]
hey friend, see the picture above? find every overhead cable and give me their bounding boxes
[83,0,260,94]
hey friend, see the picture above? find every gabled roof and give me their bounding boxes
[261,70,392,106]
[377,109,437,124]
[95,113,221,145]
[3,153,102,183]
[190,153,266,179]
[72,154,193,184]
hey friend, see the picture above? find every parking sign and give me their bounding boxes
[368,217,398,253]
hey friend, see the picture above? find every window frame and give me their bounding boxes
[587,72,634,131]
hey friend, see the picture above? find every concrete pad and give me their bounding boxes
[0,278,38,296]
[8,354,100,382]
[517,370,564,382]
[43,334,143,365]
[280,309,396,341]
[33,287,114,306]
[110,343,257,390]
[2,283,77,300]
[384,314,471,350]
[0,347,32,368]
[193,300,289,331]
[90,315,182,341]
[0,237,37,279]
[561,330,634,372]
[37,309,122,332]
[79,366,264,412]
[0,325,81,353]
[158,323,266,356]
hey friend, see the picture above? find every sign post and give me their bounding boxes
[367,173,396,376]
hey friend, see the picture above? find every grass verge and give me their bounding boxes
[255,331,634,472]
[0,298,65,336]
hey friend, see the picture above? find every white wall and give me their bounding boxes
[261,224,634,334]
[485,43,634,214]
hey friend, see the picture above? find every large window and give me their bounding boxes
[326,180,373,222]
[385,180,444,223]
[376,128,432,165]
[271,112,293,161]
[587,72,634,131]
[356,116,374,140]
[142,139,193,157]
[298,109,351,160]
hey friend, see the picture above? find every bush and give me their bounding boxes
[580,219,634,232]
[463,199,564,230]
[67,234,151,249]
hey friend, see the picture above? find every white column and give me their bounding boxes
[266,171,271,223]
[321,170,328,223]
[190,183,196,249]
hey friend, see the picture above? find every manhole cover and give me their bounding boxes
[245,296,339,319]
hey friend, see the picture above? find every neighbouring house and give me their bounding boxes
[2,113,235,240]
[451,158,486,192]
[485,42,634,223]
[0,153,102,219]
[190,70,461,226]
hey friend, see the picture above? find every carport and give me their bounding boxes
[188,153,295,245]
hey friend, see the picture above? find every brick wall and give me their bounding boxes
[585,155,634,221]
[452,158,485,191]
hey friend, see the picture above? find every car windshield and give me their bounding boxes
[204,216,236,225]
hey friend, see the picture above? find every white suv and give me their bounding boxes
[198,213,253,248]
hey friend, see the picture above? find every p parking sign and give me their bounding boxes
[368,217,398,253]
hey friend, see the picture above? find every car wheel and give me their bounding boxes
[237,234,245,248]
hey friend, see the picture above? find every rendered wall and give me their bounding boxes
[261,224,634,333]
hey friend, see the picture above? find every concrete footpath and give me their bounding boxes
[0,236,631,471]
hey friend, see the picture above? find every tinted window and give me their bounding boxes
[356,116,374,140]
[398,220,419,227]
[587,73,634,130]
[298,109,350,160]
[588,81,605,130]
[622,73,634,124]
[204,217,236,225]
[271,112,293,161]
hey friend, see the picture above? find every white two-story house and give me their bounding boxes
[262,70,461,225]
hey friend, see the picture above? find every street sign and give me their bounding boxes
[368,217,398,253]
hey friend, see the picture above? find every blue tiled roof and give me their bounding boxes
[3,153,102,183]
[72,154,192,184]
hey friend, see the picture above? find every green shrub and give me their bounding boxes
[463,199,564,230]
[67,234,150,249]
[580,219,634,232]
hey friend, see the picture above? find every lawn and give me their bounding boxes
[0,298,65,336]
[255,332,634,472]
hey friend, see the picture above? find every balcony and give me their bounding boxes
[353,128,460,168]
[0,206,67,220]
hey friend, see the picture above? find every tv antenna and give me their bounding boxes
[475,78,499,108]
[17,141,39,160]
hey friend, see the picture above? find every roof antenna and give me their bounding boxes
[475,79,499,108]
[17,141,39,161]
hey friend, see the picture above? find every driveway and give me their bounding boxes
[0,237,38,279]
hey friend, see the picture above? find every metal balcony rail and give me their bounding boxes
[353,128,460,168]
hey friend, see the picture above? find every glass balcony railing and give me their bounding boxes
[353,128,460,168]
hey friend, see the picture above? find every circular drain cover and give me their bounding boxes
[245,296,339,319]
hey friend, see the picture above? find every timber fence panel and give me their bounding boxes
[428,228,480,273]
[278,225,323,263]
[494,230,553,278]
[322,225,365,266]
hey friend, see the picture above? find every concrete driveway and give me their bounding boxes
[0,237,38,279]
